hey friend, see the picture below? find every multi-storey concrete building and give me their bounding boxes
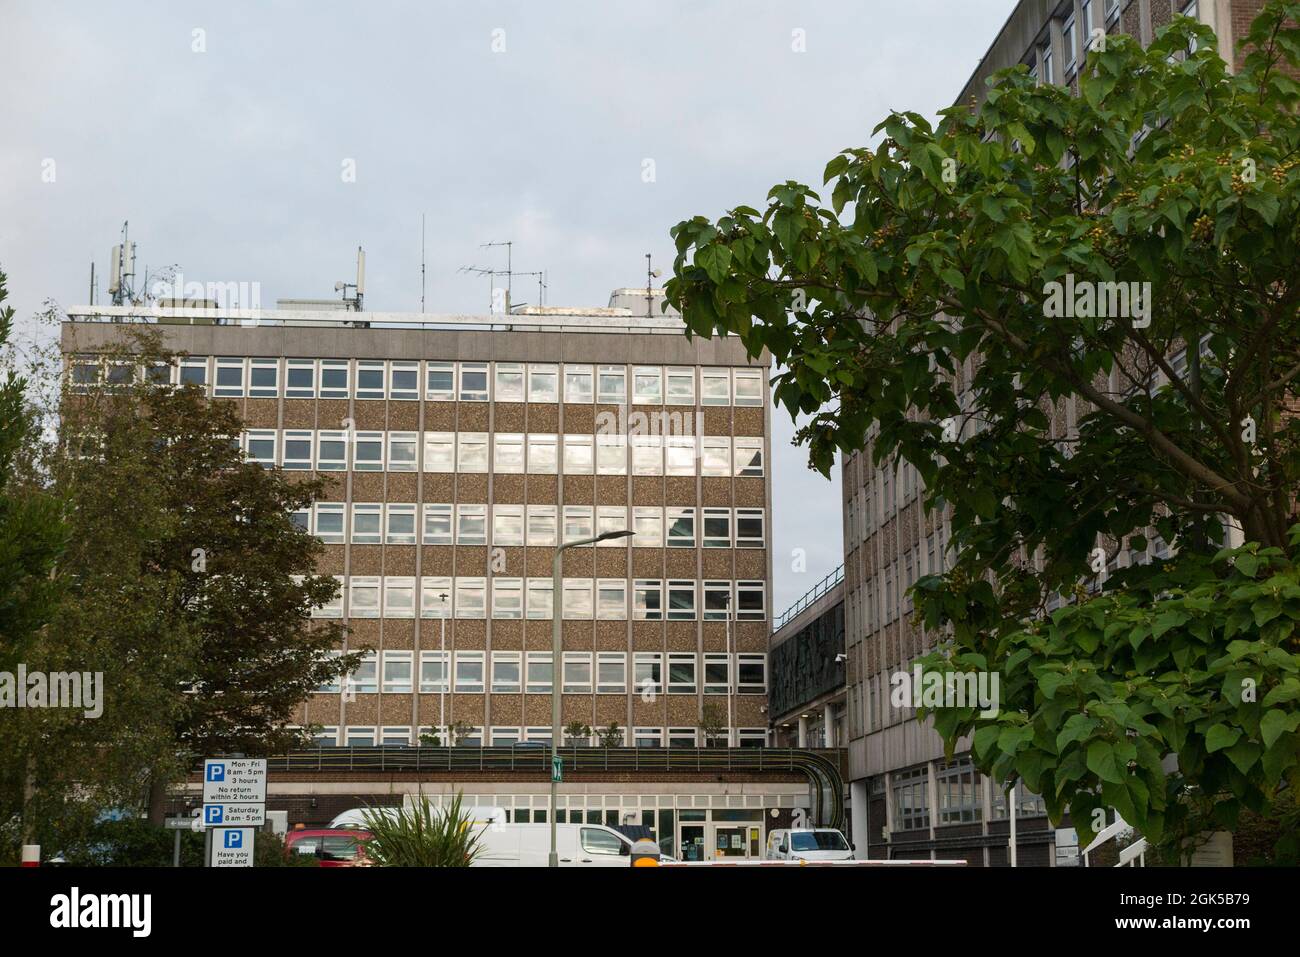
[62,294,773,751]
[843,0,1262,865]
[768,567,845,752]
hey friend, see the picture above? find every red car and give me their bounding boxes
[284,828,372,867]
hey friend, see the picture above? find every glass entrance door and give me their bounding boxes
[679,824,706,862]
[714,825,749,859]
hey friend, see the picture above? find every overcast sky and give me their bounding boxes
[0,0,1016,615]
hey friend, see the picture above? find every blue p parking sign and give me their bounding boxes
[224,831,243,849]
[204,806,224,825]
[206,763,225,782]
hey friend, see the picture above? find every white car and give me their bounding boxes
[765,828,855,862]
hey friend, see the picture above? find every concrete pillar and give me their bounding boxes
[797,716,808,748]
[850,781,869,859]
[823,704,835,748]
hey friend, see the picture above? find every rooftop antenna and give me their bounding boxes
[420,215,426,313]
[645,253,662,319]
[108,220,136,306]
[481,240,512,311]
[335,246,366,311]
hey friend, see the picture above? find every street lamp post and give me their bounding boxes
[724,593,733,748]
[439,592,448,746]
[549,528,633,868]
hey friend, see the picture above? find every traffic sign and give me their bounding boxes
[203,803,266,827]
[551,755,563,783]
[202,759,267,804]
[209,827,255,867]
[164,816,194,830]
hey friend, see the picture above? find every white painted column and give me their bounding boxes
[823,704,835,748]
[797,716,808,748]
[850,781,869,859]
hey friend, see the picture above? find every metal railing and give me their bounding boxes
[206,746,846,830]
[773,565,844,631]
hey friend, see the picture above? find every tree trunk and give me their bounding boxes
[146,775,169,826]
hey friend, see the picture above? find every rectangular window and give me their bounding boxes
[381,726,412,746]
[666,508,696,548]
[494,433,524,473]
[525,652,553,693]
[426,361,454,401]
[459,362,489,401]
[317,430,347,471]
[492,505,524,546]
[526,505,557,547]
[633,579,663,621]
[596,506,628,544]
[386,503,417,545]
[455,651,485,692]
[596,434,626,475]
[457,433,489,472]
[703,653,729,694]
[352,503,382,544]
[319,359,348,399]
[701,368,730,405]
[492,577,523,619]
[631,435,661,475]
[735,508,765,548]
[354,432,384,471]
[382,651,413,692]
[528,364,559,402]
[246,358,276,397]
[180,356,208,389]
[734,438,764,477]
[388,432,418,472]
[563,505,594,543]
[632,366,662,404]
[345,726,376,746]
[668,653,697,694]
[562,434,594,474]
[526,578,553,620]
[454,577,487,619]
[348,653,378,694]
[424,432,455,472]
[632,507,663,547]
[315,651,341,692]
[286,359,315,398]
[733,369,763,406]
[667,580,696,620]
[665,368,695,405]
[419,651,449,692]
[596,653,626,694]
[633,653,662,695]
[562,652,593,693]
[668,728,697,747]
[356,360,386,400]
[1063,16,1077,73]
[736,580,765,621]
[633,727,663,748]
[596,579,627,619]
[492,652,522,693]
[456,504,487,545]
[700,437,730,476]
[350,577,381,618]
[313,576,345,619]
[597,365,626,403]
[702,508,731,548]
[215,357,245,397]
[423,504,453,545]
[282,430,313,470]
[388,360,418,400]
[245,429,276,466]
[737,654,766,694]
[563,364,594,403]
[562,578,593,620]
[664,436,696,476]
[494,362,524,401]
[420,577,452,618]
[527,433,558,473]
[703,580,731,621]
[314,503,345,544]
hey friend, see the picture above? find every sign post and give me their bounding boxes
[202,758,267,867]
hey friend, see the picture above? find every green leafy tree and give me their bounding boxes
[698,704,728,746]
[666,4,1300,854]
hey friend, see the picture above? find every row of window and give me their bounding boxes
[309,725,770,748]
[325,649,768,696]
[306,576,767,621]
[1029,0,1124,86]
[74,356,767,406]
[242,429,765,477]
[293,503,766,550]
[890,760,1048,832]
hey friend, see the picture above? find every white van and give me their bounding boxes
[328,803,507,830]
[765,828,854,862]
[473,823,636,867]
